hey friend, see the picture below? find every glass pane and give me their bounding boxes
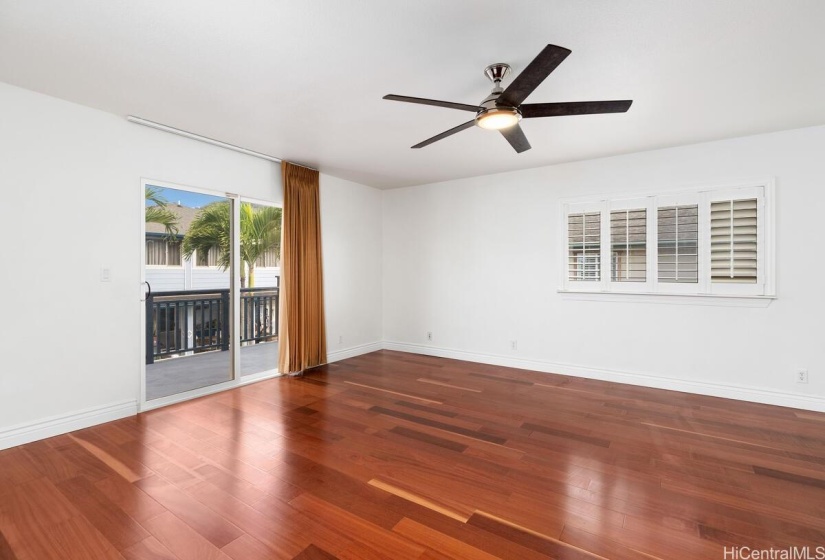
[658,205,699,283]
[611,208,646,282]
[568,212,601,281]
[240,202,282,377]
[145,185,232,400]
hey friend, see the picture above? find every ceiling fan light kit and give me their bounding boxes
[383,44,633,153]
[476,107,521,130]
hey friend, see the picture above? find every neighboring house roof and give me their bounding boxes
[145,204,203,237]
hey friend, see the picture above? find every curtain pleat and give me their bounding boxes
[278,162,327,374]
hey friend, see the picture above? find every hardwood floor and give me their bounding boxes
[1,349,824,559]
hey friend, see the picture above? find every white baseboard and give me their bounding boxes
[328,341,384,363]
[0,399,138,451]
[382,341,825,413]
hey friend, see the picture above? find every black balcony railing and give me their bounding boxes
[145,285,279,364]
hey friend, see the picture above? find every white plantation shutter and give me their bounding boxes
[611,209,646,282]
[568,212,601,281]
[657,205,699,283]
[561,181,772,298]
[711,198,757,283]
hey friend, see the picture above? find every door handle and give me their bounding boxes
[142,281,152,301]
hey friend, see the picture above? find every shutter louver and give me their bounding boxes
[568,212,601,281]
[711,198,758,283]
[658,205,698,283]
[611,209,646,282]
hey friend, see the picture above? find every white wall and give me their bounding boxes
[0,82,383,447]
[321,175,384,360]
[383,125,825,411]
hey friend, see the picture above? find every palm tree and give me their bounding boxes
[145,186,179,237]
[239,203,282,288]
[181,201,281,288]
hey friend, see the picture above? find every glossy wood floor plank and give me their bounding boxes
[1,349,824,558]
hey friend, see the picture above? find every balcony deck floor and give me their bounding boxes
[146,341,278,401]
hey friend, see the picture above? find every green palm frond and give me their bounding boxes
[240,203,281,266]
[144,186,179,237]
[181,201,281,287]
[182,201,232,270]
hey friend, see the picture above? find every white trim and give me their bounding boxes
[140,180,148,406]
[557,289,775,307]
[239,368,280,383]
[381,342,825,413]
[230,194,241,382]
[240,195,283,208]
[0,400,138,451]
[328,341,384,363]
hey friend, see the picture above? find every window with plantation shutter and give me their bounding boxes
[657,205,698,283]
[561,179,773,299]
[568,212,601,281]
[611,209,646,282]
[711,198,758,283]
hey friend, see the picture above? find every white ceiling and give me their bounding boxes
[2,1,825,189]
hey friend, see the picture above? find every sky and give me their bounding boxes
[146,185,222,208]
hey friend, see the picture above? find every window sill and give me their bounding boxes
[557,289,775,307]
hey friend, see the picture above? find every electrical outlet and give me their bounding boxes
[797,369,809,384]
[338,335,343,345]
[427,331,433,342]
[510,340,518,351]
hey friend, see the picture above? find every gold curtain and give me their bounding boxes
[278,162,327,374]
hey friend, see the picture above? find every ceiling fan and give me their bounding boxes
[383,44,632,153]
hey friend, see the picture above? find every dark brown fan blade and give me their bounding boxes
[411,120,476,149]
[500,124,531,153]
[521,100,633,118]
[384,94,481,112]
[497,45,572,107]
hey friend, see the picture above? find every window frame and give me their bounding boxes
[194,246,222,269]
[255,246,281,270]
[706,185,766,296]
[654,191,703,295]
[145,236,183,268]
[559,178,775,300]
[608,197,652,293]
[564,200,605,288]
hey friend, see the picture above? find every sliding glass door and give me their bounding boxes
[239,199,282,378]
[143,184,234,402]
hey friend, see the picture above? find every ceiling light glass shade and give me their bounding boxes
[476,108,521,130]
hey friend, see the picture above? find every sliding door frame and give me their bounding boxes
[139,178,280,412]
[237,195,282,382]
